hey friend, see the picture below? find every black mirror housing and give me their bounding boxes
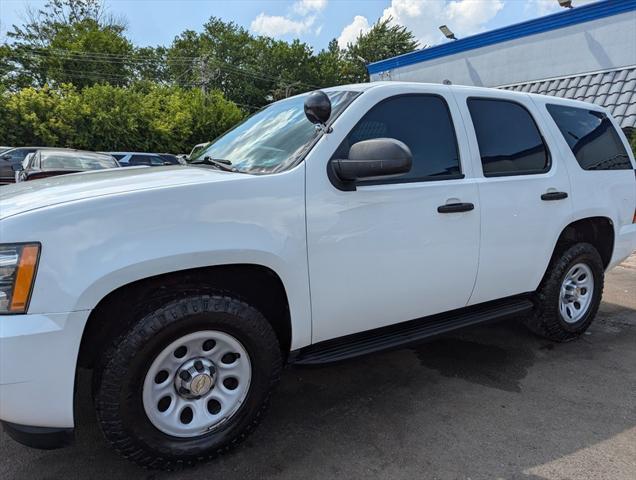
[304,91,331,126]
[11,164,24,172]
[330,138,412,186]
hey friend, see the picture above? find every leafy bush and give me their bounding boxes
[0,83,243,152]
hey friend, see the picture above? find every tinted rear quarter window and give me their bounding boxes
[546,104,632,171]
[334,94,461,183]
[468,98,550,176]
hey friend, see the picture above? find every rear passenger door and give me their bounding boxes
[453,91,573,305]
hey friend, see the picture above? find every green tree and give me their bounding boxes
[3,0,133,89]
[168,17,326,108]
[168,19,263,105]
[313,39,345,88]
[132,46,171,84]
[341,17,419,83]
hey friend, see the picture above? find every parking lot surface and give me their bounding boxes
[2,255,635,480]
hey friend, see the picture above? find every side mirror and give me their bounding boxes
[11,164,23,172]
[329,138,412,187]
[304,91,331,126]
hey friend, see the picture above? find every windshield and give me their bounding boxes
[190,90,359,173]
[41,152,119,170]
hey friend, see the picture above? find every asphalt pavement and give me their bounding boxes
[2,255,635,480]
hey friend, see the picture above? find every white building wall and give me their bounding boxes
[370,10,636,87]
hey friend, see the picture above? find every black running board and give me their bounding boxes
[289,297,534,366]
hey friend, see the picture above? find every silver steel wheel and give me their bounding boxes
[142,330,251,438]
[559,262,594,324]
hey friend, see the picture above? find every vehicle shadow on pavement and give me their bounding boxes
[1,301,635,480]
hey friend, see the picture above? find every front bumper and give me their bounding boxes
[0,311,89,430]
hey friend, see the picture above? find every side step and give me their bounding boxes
[289,297,534,366]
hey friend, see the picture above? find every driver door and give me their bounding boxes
[305,86,481,343]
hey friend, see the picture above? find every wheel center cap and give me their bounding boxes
[190,374,213,396]
[174,357,216,399]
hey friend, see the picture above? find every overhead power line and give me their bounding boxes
[8,64,263,111]
[10,46,322,91]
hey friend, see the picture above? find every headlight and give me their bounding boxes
[0,243,40,314]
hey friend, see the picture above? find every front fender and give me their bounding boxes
[0,168,312,349]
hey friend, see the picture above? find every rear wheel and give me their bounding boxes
[94,294,281,470]
[525,243,604,342]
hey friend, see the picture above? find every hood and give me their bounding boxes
[0,165,244,220]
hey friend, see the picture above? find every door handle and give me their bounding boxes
[437,202,475,213]
[541,191,568,201]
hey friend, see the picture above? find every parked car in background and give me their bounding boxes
[188,142,210,161]
[1,147,87,184]
[15,153,35,183]
[0,147,44,184]
[159,153,186,165]
[14,149,120,182]
[107,152,177,167]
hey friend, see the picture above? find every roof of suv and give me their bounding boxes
[321,81,609,114]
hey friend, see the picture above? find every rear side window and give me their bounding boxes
[468,98,550,176]
[546,104,631,171]
[333,94,461,183]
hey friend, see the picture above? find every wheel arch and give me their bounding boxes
[77,264,293,369]
[549,216,615,271]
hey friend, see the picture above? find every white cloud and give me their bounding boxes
[250,0,326,38]
[250,13,316,36]
[292,0,328,15]
[446,0,505,33]
[379,0,504,47]
[337,15,371,48]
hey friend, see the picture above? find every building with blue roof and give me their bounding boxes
[368,0,636,134]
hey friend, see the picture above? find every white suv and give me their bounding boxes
[1,82,635,469]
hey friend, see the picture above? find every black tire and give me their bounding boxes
[524,242,604,342]
[93,294,281,470]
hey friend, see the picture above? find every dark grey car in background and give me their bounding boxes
[0,147,41,184]
[107,152,183,167]
[15,149,120,182]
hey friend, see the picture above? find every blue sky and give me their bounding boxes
[1,0,595,51]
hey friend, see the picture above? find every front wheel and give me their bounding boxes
[525,242,604,342]
[94,294,281,470]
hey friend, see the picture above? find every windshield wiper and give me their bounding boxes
[191,157,237,172]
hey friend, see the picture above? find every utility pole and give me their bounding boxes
[198,55,209,95]
[284,81,302,98]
